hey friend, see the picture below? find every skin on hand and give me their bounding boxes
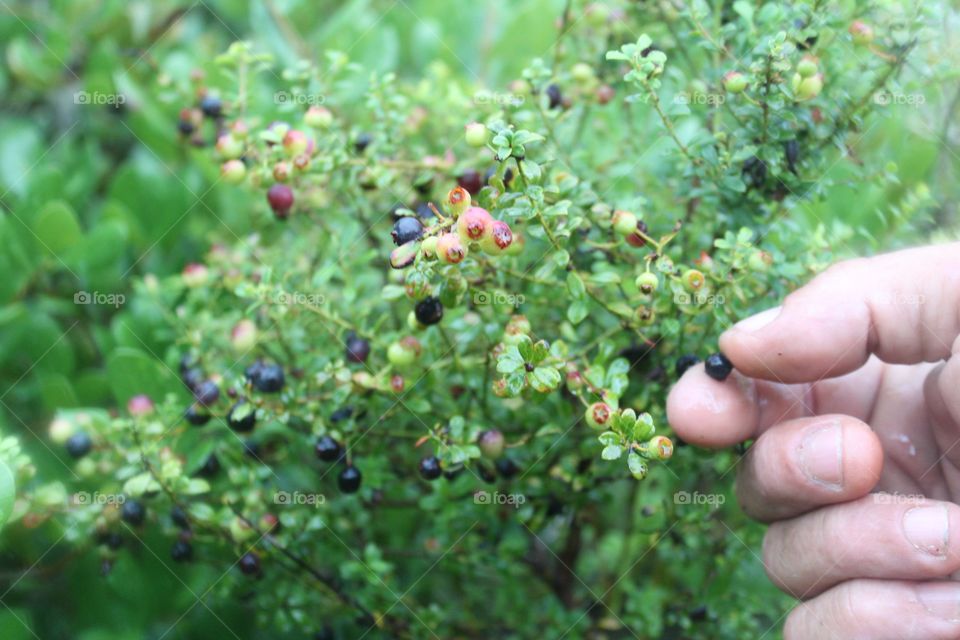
[667,242,960,639]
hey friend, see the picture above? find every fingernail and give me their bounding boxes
[916,583,960,621]
[733,306,782,333]
[903,504,950,557]
[797,421,843,490]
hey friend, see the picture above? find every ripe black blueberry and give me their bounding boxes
[252,363,285,393]
[227,400,257,433]
[121,499,146,526]
[704,352,734,381]
[546,83,563,110]
[345,333,371,364]
[66,432,93,459]
[784,139,800,174]
[419,456,442,481]
[742,156,767,188]
[330,406,354,422]
[177,119,195,136]
[414,296,444,326]
[675,354,701,378]
[185,404,211,427]
[171,505,190,529]
[267,183,294,219]
[457,169,484,195]
[477,463,496,485]
[200,95,223,118]
[495,457,519,479]
[338,465,362,493]
[315,435,342,462]
[181,367,204,392]
[391,216,424,246]
[484,166,514,187]
[171,540,194,563]
[195,454,221,478]
[354,133,372,154]
[194,380,220,407]
[239,551,261,576]
[98,531,123,550]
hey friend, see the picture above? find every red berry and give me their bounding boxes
[267,184,294,219]
[457,206,493,242]
[457,169,484,195]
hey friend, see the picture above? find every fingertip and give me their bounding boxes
[666,365,759,448]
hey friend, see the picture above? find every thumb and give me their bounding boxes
[720,242,960,384]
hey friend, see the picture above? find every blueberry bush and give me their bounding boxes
[1,1,957,638]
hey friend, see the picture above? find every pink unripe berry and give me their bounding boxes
[586,402,612,429]
[437,233,467,264]
[457,206,493,242]
[127,394,155,417]
[182,263,209,288]
[282,129,310,157]
[480,220,514,254]
[304,105,333,129]
[722,71,748,94]
[220,159,246,184]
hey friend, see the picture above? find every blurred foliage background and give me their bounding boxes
[0,0,957,637]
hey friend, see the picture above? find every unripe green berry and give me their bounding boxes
[478,429,505,459]
[220,159,246,184]
[635,272,659,294]
[585,402,612,430]
[647,435,674,461]
[420,236,438,259]
[447,186,471,217]
[304,106,333,129]
[682,269,706,292]
[571,62,594,83]
[849,21,874,46]
[215,134,244,160]
[388,338,420,367]
[797,57,818,79]
[612,210,638,237]
[722,71,748,94]
[791,73,823,101]
[748,250,772,272]
[464,122,489,148]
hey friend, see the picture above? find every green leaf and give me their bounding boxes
[0,460,14,528]
[598,431,620,446]
[530,366,561,392]
[567,300,588,325]
[32,200,82,256]
[627,452,648,479]
[105,348,183,405]
[566,272,586,299]
[601,445,623,460]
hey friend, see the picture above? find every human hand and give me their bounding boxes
[667,242,960,639]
